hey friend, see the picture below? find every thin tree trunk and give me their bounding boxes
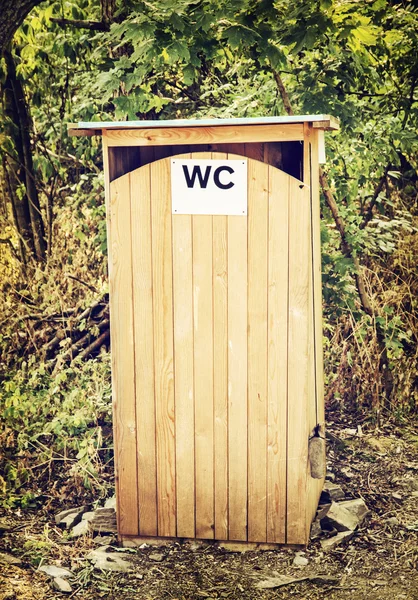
[4,48,46,261]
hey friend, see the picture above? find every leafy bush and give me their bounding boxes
[0,354,113,507]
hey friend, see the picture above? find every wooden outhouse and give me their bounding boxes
[69,115,339,546]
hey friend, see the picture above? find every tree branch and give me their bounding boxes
[359,165,390,230]
[271,69,294,116]
[270,66,375,317]
[50,18,110,31]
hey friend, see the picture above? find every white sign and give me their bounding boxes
[171,159,247,216]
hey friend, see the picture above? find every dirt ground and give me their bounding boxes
[1,413,417,600]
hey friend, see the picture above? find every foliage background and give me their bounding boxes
[0,0,417,507]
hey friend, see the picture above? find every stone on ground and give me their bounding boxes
[320,501,359,532]
[104,496,117,509]
[39,565,73,578]
[87,547,132,572]
[293,552,309,567]
[70,519,90,538]
[338,498,370,525]
[90,507,117,533]
[320,482,345,503]
[149,553,164,562]
[55,506,87,528]
[53,577,72,593]
[321,531,354,551]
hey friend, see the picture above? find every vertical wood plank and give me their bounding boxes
[172,152,195,539]
[287,176,310,545]
[311,131,325,429]
[193,207,215,539]
[172,212,195,539]
[103,134,123,537]
[212,152,229,541]
[109,172,139,536]
[266,168,288,544]
[303,124,318,539]
[247,153,268,543]
[130,166,157,536]
[227,210,248,541]
[308,129,326,532]
[151,158,176,537]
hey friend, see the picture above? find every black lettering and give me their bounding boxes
[214,166,235,190]
[182,165,212,188]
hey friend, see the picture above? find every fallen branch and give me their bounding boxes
[77,329,110,361]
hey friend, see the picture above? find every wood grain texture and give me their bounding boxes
[227,212,248,541]
[212,213,229,540]
[309,130,326,525]
[211,152,229,541]
[193,208,215,539]
[247,155,268,543]
[130,166,158,536]
[105,124,304,147]
[303,124,318,539]
[150,158,176,538]
[286,176,310,545]
[172,211,196,539]
[109,173,139,536]
[106,146,321,546]
[266,167,288,544]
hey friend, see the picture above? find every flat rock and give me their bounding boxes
[149,552,164,562]
[90,507,117,533]
[320,530,354,551]
[338,498,370,525]
[70,519,90,538]
[104,496,117,510]
[55,506,87,528]
[93,535,115,546]
[293,552,308,567]
[82,511,95,522]
[39,565,73,578]
[320,483,345,503]
[53,577,72,593]
[320,502,359,532]
[0,552,22,565]
[87,548,132,572]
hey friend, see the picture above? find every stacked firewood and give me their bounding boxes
[3,295,111,368]
[40,295,110,362]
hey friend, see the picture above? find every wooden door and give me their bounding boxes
[108,152,312,545]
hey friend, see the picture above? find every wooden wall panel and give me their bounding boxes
[130,166,158,536]
[171,153,195,539]
[172,212,195,538]
[266,168,288,544]
[109,174,139,536]
[150,159,176,537]
[286,177,310,545]
[212,213,229,540]
[227,213,248,541]
[108,148,321,546]
[193,209,215,539]
[247,154,268,543]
